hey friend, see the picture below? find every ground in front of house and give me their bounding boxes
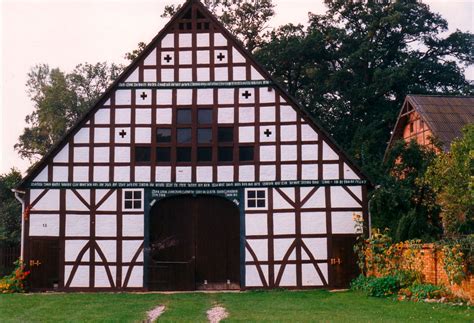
[0,290,471,322]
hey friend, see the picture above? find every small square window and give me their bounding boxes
[177,128,192,143]
[123,189,143,211]
[218,147,233,162]
[246,189,266,209]
[125,191,133,199]
[198,109,213,124]
[177,109,192,124]
[239,146,254,161]
[198,128,212,144]
[135,147,151,162]
[197,147,212,162]
[218,127,233,142]
[157,129,171,143]
[156,147,171,162]
[177,147,192,162]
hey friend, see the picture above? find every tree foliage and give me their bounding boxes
[426,125,474,236]
[0,169,22,247]
[255,0,473,181]
[15,62,122,162]
[370,141,442,242]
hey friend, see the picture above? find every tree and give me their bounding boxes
[370,140,442,242]
[15,62,122,162]
[161,0,275,52]
[256,0,473,181]
[0,169,22,247]
[426,125,474,236]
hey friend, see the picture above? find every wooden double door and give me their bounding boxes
[331,236,360,289]
[28,239,60,290]
[148,195,240,291]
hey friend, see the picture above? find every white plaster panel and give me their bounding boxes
[331,212,358,234]
[94,266,116,288]
[246,239,268,261]
[239,126,255,143]
[31,189,59,210]
[144,48,156,65]
[259,125,276,143]
[301,124,318,141]
[156,167,172,182]
[156,89,173,105]
[115,90,132,105]
[94,128,110,144]
[239,165,255,182]
[135,166,151,182]
[196,33,210,47]
[114,167,130,182]
[114,147,130,163]
[161,52,174,65]
[280,164,297,181]
[302,188,325,208]
[251,67,264,80]
[156,108,173,125]
[74,128,89,144]
[280,105,297,122]
[179,50,193,65]
[135,128,152,144]
[123,266,143,288]
[279,187,295,201]
[197,68,210,81]
[245,213,267,236]
[143,69,157,82]
[348,186,363,201]
[217,166,233,182]
[29,214,59,236]
[196,167,213,183]
[260,106,275,122]
[65,214,90,237]
[273,213,295,235]
[344,163,360,180]
[122,240,143,262]
[280,125,297,142]
[179,68,193,82]
[302,238,327,260]
[259,165,276,181]
[115,108,131,124]
[94,147,110,163]
[232,47,245,63]
[239,88,254,103]
[33,167,48,182]
[177,89,193,105]
[65,190,89,211]
[96,240,117,263]
[52,166,68,182]
[259,88,275,103]
[125,68,139,82]
[215,50,228,64]
[54,144,69,163]
[103,99,111,106]
[136,90,152,106]
[123,215,144,237]
[245,265,266,287]
[260,145,276,162]
[301,212,326,234]
[214,67,229,81]
[278,264,297,287]
[94,166,109,182]
[95,214,117,237]
[218,88,234,104]
[280,145,297,161]
[273,238,295,261]
[176,167,192,182]
[179,33,192,47]
[218,108,234,124]
[331,187,360,208]
[323,164,339,180]
[65,240,89,262]
[96,190,117,211]
[302,144,318,161]
[161,34,174,48]
[302,164,318,180]
[272,189,293,209]
[197,89,213,105]
[239,107,255,123]
[214,33,227,46]
[233,66,247,81]
[66,265,89,288]
[73,167,89,182]
[161,68,174,82]
[323,142,339,160]
[93,109,110,126]
[302,263,324,286]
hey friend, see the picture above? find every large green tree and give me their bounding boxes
[256,0,473,180]
[0,169,22,247]
[15,62,122,162]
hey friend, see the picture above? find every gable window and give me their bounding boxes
[135,146,151,162]
[157,128,171,143]
[123,189,143,211]
[239,146,254,161]
[177,109,192,124]
[246,189,267,209]
[409,123,414,133]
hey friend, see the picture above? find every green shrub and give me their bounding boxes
[399,284,448,301]
[393,270,423,288]
[350,275,376,292]
[367,276,400,297]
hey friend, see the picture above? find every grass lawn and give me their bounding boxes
[0,290,471,322]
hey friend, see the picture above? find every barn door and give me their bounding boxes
[331,236,359,289]
[28,239,60,290]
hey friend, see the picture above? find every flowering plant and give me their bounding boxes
[0,259,30,293]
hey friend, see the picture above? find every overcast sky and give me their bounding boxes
[1,0,472,175]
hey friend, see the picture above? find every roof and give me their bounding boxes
[387,95,474,154]
[17,0,371,189]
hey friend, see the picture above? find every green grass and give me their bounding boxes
[0,290,471,322]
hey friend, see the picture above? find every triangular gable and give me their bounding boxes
[19,0,369,188]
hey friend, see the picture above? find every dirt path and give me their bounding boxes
[206,305,228,323]
[146,305,165,322]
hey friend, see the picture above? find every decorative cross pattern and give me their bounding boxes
[264,129,272,137]
[164,54,173,63]
[242,91,252,99]
[119,129,127,138]
[140,92,148,100]
[217,52,226,61]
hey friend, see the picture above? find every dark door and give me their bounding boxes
[147,195,240,291]
[331,236,359,289]
[28,239,60,290]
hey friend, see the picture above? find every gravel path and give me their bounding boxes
[146,305,165,322]
[207,305,228,323]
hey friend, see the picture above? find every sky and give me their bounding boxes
[0,0,473,175]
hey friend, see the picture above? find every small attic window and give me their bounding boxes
[409,123,414,133]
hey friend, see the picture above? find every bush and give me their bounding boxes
[367,276,400,297]
[350,275,376,292]
[0,259,29,293]
[393,270,423,288]
[398,284,449,302]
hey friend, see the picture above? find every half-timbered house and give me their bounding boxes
[15,0,370,291]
